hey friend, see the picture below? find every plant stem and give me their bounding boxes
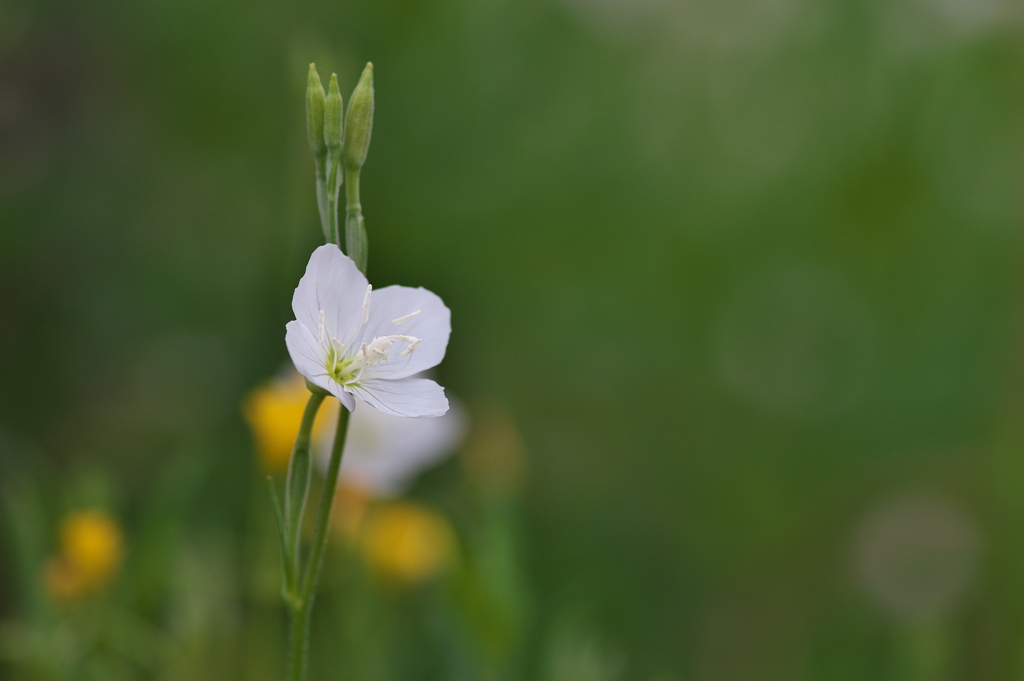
[284,392,325,595]
[286,404,351,681]
[313,153,329,242]
[344,165,367,273]
[287,599,311,681]
[344,165,360,226]
[327,154,343,245]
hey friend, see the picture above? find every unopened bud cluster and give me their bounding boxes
[305,62,375,271]
[305,63,375,172]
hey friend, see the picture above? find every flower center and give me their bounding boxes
[317,308,422,387]
[325,342,360,385]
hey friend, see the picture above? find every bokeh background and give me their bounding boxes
[2,0,1023,678]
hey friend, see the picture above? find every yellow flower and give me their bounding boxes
[243,372,328,472]
[45,510,123,600]
[360,502,454,586]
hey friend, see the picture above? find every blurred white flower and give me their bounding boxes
[917,0,1015,38]
[318,396,467,497]
[285,244,451,417]
[543,616,625,681]
[557,0,669,39]
[853,492,980,622]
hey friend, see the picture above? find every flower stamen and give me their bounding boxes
[364,337,394,363]
[399,338,421,357]
[362,285,372,324]
[391,310,421,325]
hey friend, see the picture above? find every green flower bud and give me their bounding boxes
[306,64,326,157]
[344,62,374,169]
[324,73,344,153]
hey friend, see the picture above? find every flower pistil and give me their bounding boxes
[317,304,422,388]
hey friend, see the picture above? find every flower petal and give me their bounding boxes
[291,244,368,346]
[350,377,449,418]
[312,397,467,495]
[359,286,451,380]
[285,320,355,411]
[334,386,356,412]
[285,320,326,381]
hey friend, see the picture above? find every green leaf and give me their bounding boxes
[266,476,295,599]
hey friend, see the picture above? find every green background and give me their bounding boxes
[2,0,1023,678]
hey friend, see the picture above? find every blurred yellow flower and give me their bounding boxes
[244,372,328,472]
[45,510,124,601]
[360,501,454,586]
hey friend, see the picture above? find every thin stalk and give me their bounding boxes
[326,154,343,245]
[283,392,325,596]
[344,165,367,273]
[313,153,329,242]
[287,596,312,681]
[344,165,360,225]
[286,404,351,681]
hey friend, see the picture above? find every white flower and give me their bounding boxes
[318,396,467,496]
[853,493,979,622]
[285,244,451,417]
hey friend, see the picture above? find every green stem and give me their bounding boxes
[313,153,329,242]
[283,392,325,596]
[326,154,343,245]
[344,165,360,219]
[287,404,351,681]
[344,165,368,273]
[288,600,311,681]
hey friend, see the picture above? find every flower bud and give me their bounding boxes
[324,73,344,153]
[344,62,374,169]
[306,64,327,157]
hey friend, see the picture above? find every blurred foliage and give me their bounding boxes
[1,0,1024,678]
